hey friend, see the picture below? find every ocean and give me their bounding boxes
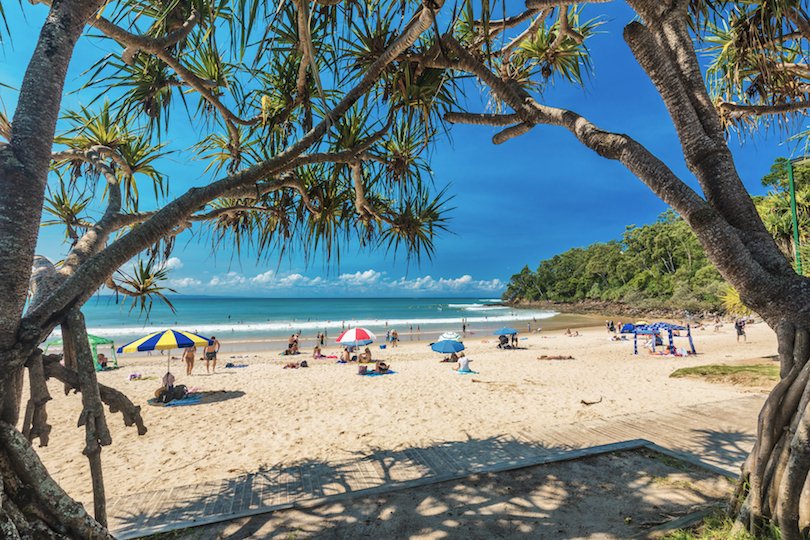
[63,296,557,345]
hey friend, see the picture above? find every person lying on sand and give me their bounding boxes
[374,360,390,374]
[283,360,309,369]
[452,352,472,372]
[537,355,575,360]
[441,352,459,363]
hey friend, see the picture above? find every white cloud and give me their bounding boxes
[393,274,503,292]
[168,277,202,288]
[166,267,502,295]
[339,269,382,286]
[250,270,275,284]
[209,271,247,287]
[163,257,184,271]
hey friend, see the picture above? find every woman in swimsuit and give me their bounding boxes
[184,346,196,376]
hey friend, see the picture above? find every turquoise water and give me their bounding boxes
[67,296,556,343]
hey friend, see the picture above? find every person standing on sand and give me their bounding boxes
[205,336,220,373]
[735,319,747,342]
[184,345,196,376]
[391,330,399,347]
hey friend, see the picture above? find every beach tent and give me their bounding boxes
[632,322,696,355]
[620,323,636,334]
[45,335,118,371]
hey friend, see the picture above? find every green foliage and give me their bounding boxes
[113,259,177,316]
[721,285,752,316]
[670,364,779,386]
[504,211,725,312]
[506,155,810,312]
[663,508,780,539]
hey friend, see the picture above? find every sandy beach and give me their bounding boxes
[21,320,777,507]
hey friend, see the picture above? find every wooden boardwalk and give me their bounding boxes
[109,394,764,539]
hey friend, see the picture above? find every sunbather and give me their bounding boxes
[374,360,390,374]
[441,352,459,363]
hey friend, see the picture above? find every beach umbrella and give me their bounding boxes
[493,327,518,335]
[430,340,465,354]
[117,329,213,371]
[336,327,376,348]
[439,331,462,341]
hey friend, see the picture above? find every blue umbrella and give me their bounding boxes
[493,327,518,335]
[431,340,466,354]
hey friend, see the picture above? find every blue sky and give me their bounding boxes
[0,3,800,297]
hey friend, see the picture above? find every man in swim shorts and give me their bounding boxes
[205,336,221,373]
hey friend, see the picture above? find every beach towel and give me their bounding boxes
[147,390,243,407]
[457,370,478,374]
[225,363,249,368]
[360,370,396,377]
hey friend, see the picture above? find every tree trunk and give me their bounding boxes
[731,317,810,537]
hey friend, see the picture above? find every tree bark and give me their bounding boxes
[0,0,103,353]
[61,310,111,527]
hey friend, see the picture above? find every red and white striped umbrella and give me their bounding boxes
[336,327,376,346]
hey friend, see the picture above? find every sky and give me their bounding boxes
[0,2,802,298]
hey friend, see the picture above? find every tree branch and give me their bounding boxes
[526,0,612,9]
[445,112,522,126]
[718,100,810,119]
[475,9,539,31]
[499,10,551,59]
[442,34,775,297]
[20,0,447,347]
[42,354,147,435]
[0,422,114,540]
[89,11,257,148]
[493,122,535,144]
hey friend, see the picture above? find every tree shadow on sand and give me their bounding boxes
[112,429,744,540]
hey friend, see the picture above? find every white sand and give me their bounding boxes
[21,321,776,505]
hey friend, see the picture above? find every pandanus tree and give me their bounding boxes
[0,0,453,536]
[435,0,810,536]
[0,0,808,538]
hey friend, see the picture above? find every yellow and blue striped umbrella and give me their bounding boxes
[117,329,212,354]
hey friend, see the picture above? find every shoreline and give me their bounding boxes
[114,312,608,356]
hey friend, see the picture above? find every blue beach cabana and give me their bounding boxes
[633,322,696,355]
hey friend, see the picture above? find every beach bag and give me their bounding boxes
[157,389,173,404]
[300,360,308,368]
[358,365,368,375]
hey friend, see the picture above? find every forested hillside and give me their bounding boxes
[505,158,810,313]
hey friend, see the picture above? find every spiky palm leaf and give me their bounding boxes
[113,259,177,315]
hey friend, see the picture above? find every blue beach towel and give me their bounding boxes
[225,363,249,368]
[360,370,397,377]
[457,370,478,375]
